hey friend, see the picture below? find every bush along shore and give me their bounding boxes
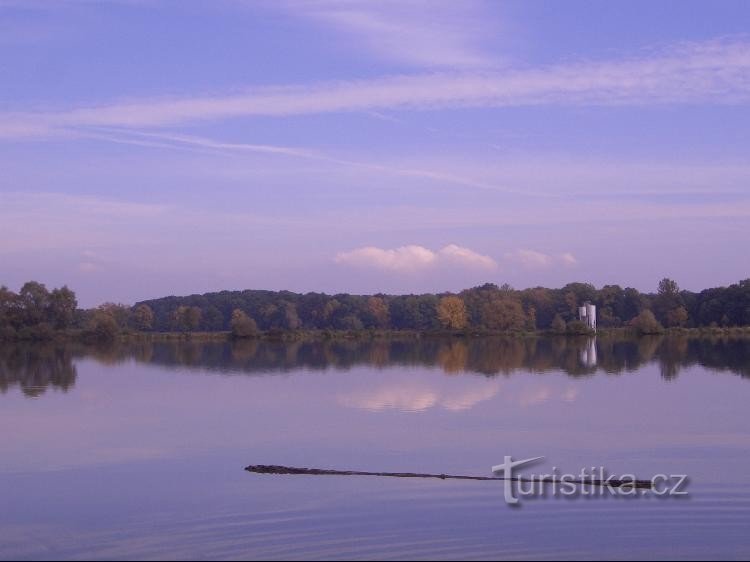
[2,279,750,343]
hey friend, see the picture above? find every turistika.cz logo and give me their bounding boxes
[491,456,689,506]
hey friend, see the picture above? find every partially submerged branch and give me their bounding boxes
[245,464,653,489]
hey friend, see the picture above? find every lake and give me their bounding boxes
[2,336,750,560]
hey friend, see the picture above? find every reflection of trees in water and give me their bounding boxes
[684,337,750,378]
[3,335,749,397]
[465,338,526,375]
[80,335,750,381]
[60,336,750,381]
[437,341,468,374]
[368,341,391,368]
[637,336,662,365]
[0,344,77,397]
[658,337,689,381]
[230,339,259,362]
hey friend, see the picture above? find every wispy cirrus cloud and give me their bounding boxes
[282,0,498,68]
[79,128,321,159]
[74,128,538,196]
[335,244,497,272]
[0,192,170,253]
[2,38,750,139]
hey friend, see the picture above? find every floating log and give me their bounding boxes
[245,465,653,489]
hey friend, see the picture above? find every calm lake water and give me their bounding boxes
[2,336,750,560]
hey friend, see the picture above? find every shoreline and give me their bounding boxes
[4,325,750,344]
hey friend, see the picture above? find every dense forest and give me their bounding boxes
[1,278,750,341]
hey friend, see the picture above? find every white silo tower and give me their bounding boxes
[586,302,596,331]
[578,302,597,331]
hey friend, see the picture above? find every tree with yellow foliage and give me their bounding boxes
[437,295,468,330]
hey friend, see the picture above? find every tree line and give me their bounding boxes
[1,278,750,341]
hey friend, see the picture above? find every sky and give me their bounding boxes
[1,0,749,307]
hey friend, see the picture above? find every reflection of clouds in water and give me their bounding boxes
[340,379,582,412]
[339,384,438,412]
[442,384,502,411]
[561,387,579,403]
[338,379,501,413]
[518,385,551,407]
[518,385,580,407]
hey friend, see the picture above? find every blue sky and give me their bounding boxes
[1,0,750,306]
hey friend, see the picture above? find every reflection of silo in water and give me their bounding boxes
[579,337,598,367]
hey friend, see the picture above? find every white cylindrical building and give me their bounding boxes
[578,302,597,331]
[585,303,596,331]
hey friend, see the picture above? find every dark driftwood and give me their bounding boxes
[245,465,653,489]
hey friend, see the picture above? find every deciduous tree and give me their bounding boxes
[230,309,258,338]
[437,295,468,330]
[132,304,155,331]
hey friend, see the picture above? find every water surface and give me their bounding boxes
[1,336,749,560]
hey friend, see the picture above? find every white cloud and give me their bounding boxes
[3,38,750,139]
[335,245,437,272]
[440,243,497,269]
[511,249,552,268]
[335,244,497,272]
[560,252,578,267]
[506,249,579,269]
